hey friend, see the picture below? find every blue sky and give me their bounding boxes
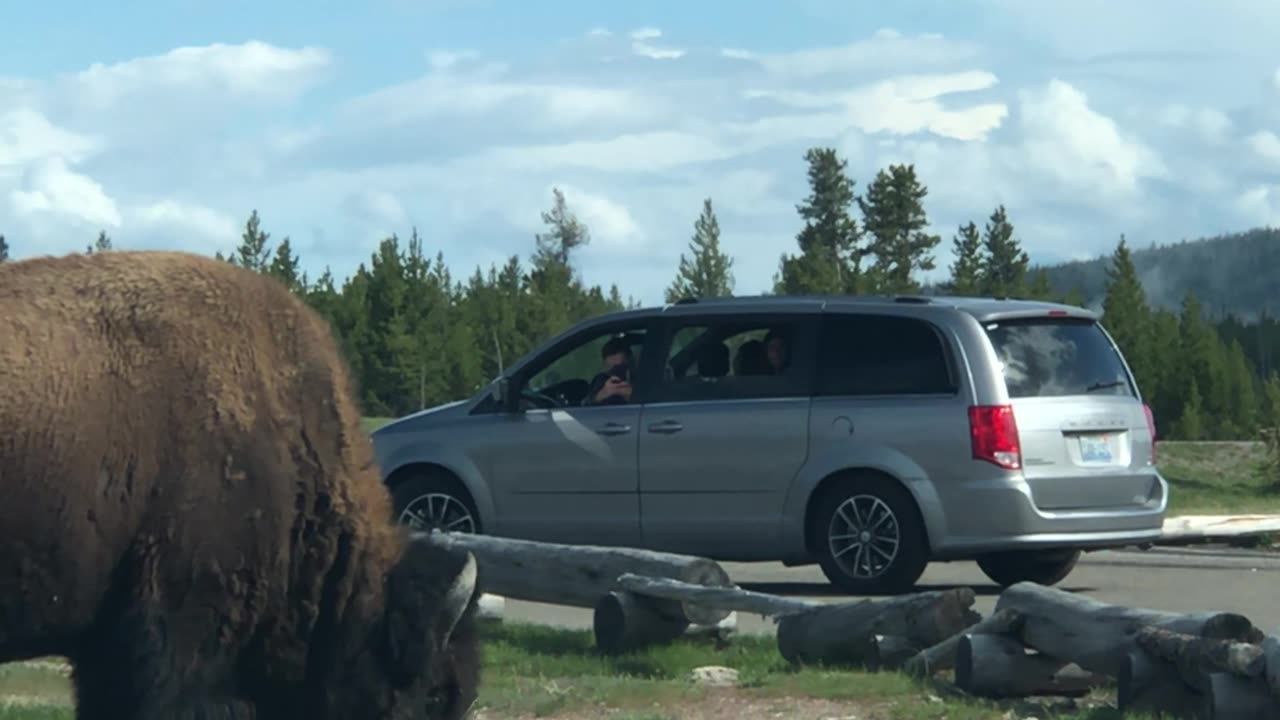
[3,0,1280,304]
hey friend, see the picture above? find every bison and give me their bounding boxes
[0,250,482,719]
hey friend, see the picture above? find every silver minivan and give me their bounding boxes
[370,295,1167,594]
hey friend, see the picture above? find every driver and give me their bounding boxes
[583,336,634,405]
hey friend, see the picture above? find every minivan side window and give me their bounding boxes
[815,313,957,396]
[650,316,810,403]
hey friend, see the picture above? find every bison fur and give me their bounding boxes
[0,250,482,720]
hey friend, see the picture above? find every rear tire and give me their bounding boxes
[975,548,1081,588]
[389,467,481,535]
[809,474,931,596]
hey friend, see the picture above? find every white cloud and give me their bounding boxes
[345,188,409,229]
[427,50,480,71]
[1,10,1276,304]
[0,109,103,169]
[131,200,239,242]
[747,71,1007,141]
[551,183,644,251]
[745,30,983,77]
[1247,131,1280,165]
[1158,105,1233,144]
[627,27,685,60]
[1235,185,1280,227]
[67,41,331,110]
[10,157,121,229]
[337,59,657,131]
[1017,79,1166,197]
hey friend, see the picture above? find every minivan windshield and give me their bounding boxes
[983,317,1135,398]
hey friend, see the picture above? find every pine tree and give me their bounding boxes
[267,237,304,294]
[0,234,8,263]
[775,147,865,295]
[979,205,1029,297]
[1101,235,1154,396]
[528,188,590,343]
[86,230,112,254]
[946,221,983,296]
[1175,378,1205,440]
[857,163,940,294]
[665,197,735,302]
[1027,269,1053,300]
[1262,373,1280,433]
[232,210,272,271]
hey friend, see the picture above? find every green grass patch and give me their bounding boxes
[0,623,1130,719]
[1158,441,1280,515]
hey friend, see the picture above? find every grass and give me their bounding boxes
[0,622,1131,719]
[1158,441,1280,515]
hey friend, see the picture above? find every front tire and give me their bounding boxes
[809,475,930,595]
[390,467,481,535]
[975,548,1081,588]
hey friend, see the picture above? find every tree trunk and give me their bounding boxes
[1201,672,1280,720]
[1135,626,1266,690]
[901,607,1023,677]
[593,591,690,655]
[592,592,740,655]
[614,573,814,617]
[775,588,980,667]
[1262,635,1280,701]
[994,581,1261,677]
[872,635,920,671]
[954,633,1107,698]
[417,531,733,625]
[1118,649,1204,719]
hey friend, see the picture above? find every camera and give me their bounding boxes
[607,362,630,382]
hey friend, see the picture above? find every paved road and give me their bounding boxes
[497,546,1280,635]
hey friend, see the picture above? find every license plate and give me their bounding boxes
[1079,434,1113,463]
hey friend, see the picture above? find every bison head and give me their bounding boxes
[335,536,482,720]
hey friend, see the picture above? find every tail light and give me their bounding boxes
[1143,403,1157,463]
[969,404,1022,470]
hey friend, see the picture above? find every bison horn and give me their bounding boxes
[442,550,477,644]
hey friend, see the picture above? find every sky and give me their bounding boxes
[3,0,1280,305]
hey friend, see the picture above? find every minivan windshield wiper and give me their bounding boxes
[1085,380,1127,393]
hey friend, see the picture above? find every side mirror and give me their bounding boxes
[494,377,518,413]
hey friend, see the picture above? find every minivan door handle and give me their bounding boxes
[597,422,632,436]
[647,420,684,434]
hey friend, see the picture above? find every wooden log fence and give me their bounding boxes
[417,531,1280,717]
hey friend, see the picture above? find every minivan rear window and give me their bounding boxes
[982,317,1134,398]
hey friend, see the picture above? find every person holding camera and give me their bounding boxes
[584,336,634,405]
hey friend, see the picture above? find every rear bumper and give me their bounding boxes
[925,469,1169,559]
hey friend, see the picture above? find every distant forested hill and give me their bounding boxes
[1035,227,1280,320]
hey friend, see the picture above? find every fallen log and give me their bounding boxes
[593,591,689,655]
[872,635,919,671]
[1201,672,1280,720]
[994,582,1262,677]
[1118,648,1204,719]
[775,588,980,667]
[615,573,814,617]
[593,593,742,655]
[1135,626,1265,690]
[417,531,732,625]
[901,607,1023,678]
[954,633,1107,698]
[1263,635,1280,701]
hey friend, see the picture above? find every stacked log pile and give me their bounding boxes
[416,531,1280,718]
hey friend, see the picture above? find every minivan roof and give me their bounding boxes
[656,294,1100,322]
